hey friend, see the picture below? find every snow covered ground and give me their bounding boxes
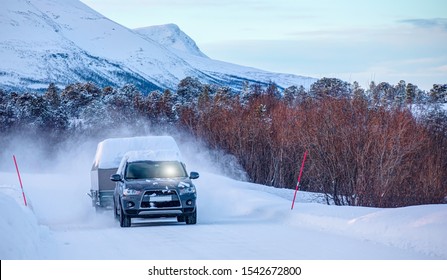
[1,145,446,260]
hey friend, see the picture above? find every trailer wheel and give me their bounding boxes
[91,190,98,207]
[119,202,131,227]
[95,205,104,213]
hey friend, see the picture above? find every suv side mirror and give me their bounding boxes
[110,174,123,182]
[189,171,199,180]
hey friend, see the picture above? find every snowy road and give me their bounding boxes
[2,169,446,260]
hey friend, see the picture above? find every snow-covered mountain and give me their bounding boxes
[0,0,316,92]
[134,23,208,58]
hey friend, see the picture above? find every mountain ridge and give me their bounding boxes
[0,0,316,92]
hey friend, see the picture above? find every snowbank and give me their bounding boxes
[0,186,41,259]
[197,173,447,259]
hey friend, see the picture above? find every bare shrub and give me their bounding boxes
[180,91,446,207]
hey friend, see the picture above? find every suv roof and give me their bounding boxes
[117,149,182,175]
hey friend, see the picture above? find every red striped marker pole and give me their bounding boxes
[291,150,308,210]
[13,155,27,207]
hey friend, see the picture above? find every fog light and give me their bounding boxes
[127,201,134,208]
[186,200,192,206]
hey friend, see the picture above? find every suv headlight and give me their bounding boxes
[179,186,196,195]
[123,188,142,196]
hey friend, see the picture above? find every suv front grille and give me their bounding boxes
[140,190,181,208]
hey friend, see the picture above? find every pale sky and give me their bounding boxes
[80,0,447,90]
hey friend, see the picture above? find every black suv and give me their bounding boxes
[111,158,199,227]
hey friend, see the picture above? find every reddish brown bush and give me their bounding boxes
[180,93,446,207]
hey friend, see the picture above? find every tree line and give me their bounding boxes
[1,77,446,207]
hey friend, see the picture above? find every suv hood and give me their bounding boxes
[124,178,192,189]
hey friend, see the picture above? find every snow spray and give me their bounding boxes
[13,155,27,206]
[291,150,308,210]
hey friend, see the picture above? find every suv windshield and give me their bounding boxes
[125,161,187,180]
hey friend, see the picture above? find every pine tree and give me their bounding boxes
[394,80,406,106]
[283,85,298,104]
[177,77,203,108]
[373,82,393,106]
[309,77,351,99]
[44,83,60,107]
[352,81,366,101]
[146,90,162,119]
[265,81,281,99]
[0,90,15,132]
[429,84,447,103]
[405,83,417,104]
[161,89,176,121]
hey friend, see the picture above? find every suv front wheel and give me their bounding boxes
[113,198,119,220]
[185,210,197,225]
[119,201,131,227]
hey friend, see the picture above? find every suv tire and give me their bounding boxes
[185,210,197,225]
[177,215,185,223]
[113,199,119,220]
[119,202,131,227]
